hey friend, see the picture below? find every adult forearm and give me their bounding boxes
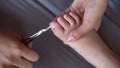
[68,31,120,68]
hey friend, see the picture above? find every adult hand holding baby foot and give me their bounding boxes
[52,0,108,41]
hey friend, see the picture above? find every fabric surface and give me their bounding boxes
[0,0,120,68]
[99,0,120,55]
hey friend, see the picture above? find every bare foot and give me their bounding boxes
[50,11,81,44]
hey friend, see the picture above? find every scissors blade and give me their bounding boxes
[23,26,51,45]
[29,26,51,39]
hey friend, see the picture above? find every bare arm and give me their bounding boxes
[67,30,120,68]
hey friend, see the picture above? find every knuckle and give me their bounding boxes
[16,49,22,55]
[12,45,23,55]
[15,47,22,55]
[5,56,16,64]
[9,42,20,48]
[5,42,23,55]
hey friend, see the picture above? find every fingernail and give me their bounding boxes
[50,23,56,29]
[68,36,75,42]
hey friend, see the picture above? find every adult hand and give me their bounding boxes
[0,30,39,68]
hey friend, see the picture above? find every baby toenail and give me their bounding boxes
[64,14,68,18]
[50,23,57,29]
[58,17,62,21]
[68,36,75,42]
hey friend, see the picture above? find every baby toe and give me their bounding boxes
[69,12,81,26]
[57,17,70,31]
[50,22,65,41]
[63,14,76,28]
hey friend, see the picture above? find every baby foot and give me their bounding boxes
[50,11,81,44]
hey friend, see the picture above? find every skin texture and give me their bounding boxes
[52,0,108,41]
[0,30,39,68]
[50,11,120,68]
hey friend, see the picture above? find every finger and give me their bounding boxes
[12,58,32,68]
[63,14,76,28]
[57,17,70,31]
[4,65,18,68]
[16,32,25,41]
[28,42,32,48]
[22,38,33,47]
[81,0,108,32]
[19,43,39,62]
[3,56,32,68]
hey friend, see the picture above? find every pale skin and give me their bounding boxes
[53,0,108,41]
[0,30,39,68]
[0,0,115,67]
[50,11,120,68]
